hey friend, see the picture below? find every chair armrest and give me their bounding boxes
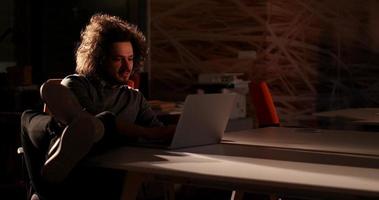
[17,147,24,154]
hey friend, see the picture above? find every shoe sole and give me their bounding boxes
[42,112,96,183]
[40,80,82,125]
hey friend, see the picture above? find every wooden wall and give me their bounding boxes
[149,0,379,125]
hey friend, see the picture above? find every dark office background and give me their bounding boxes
[2,0,379,198]
[0,0,148,198]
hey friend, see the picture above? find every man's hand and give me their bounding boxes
[145,125,176,140]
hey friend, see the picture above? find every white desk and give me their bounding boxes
[223,127,379,156]
[313,107,379,125]
[87,127,379,199]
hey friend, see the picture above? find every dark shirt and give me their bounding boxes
[61,74,163,127]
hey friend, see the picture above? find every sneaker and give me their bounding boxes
[40,79,82,125]
[40,80,104,183]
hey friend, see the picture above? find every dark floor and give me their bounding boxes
[0,183,27,200]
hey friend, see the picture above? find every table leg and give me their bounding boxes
[231,190,244,200]
[120,172,146,200]
[164,183,177,200]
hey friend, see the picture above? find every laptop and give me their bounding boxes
[139,93,236,149]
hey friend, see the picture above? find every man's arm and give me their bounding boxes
[125,90,175,140]
[115,117,175,140]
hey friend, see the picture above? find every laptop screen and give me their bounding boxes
[169,93,236,149]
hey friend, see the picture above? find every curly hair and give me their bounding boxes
[75,14,147,77]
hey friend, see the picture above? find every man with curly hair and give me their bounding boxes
[21,14,175,199]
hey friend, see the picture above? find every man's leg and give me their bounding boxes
[20,109,59,199]
[21,109,120,200]
[39,81,105,183]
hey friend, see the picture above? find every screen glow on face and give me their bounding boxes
[104,42,134,84]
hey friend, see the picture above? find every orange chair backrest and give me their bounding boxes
[249,81,280,127]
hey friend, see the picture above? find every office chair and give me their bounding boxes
[18,79,62,200]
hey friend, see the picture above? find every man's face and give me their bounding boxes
[103,42,134,85]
